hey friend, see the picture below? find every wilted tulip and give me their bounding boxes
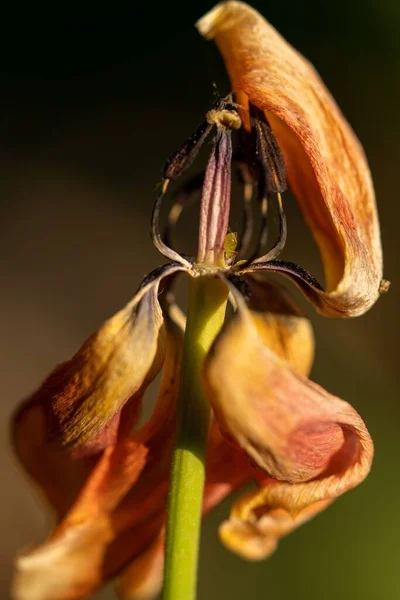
[12,2,386,600]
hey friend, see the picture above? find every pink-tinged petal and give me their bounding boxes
[197,2,383,317]
[203,422,253,514]
[203,286,373,559]
[12,302,184,600]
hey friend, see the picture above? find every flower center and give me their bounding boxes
[151,94,289,274]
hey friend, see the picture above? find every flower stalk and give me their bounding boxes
[163,275,228,600]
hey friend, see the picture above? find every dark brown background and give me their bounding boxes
[1,1,398,598]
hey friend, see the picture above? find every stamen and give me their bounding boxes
[163,121,213,182]
[234,104,288,268]
[152,94,239,267]
[244,195,269,265]
[235,160,255,260]
[252,192,287,264]
[163,95,239,183]
[163,172,204,249]
[151,181,192,267]
[250,104,286,197]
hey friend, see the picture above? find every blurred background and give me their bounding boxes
[1,1,398,598]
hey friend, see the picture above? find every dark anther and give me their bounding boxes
[163,95,240,183]
[163,120,213,182]
[250,103,287,198]
[233,108,288,267]
[153,95,241,265]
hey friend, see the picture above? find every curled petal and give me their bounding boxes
[12,303,184,600]
[197,2,383,316]
[26,263,184,450]
[203,287,373,558]
[219,486,331,560]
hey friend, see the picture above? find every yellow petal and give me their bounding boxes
[197,2,383,317]
[203,286,373,559]
[245,276,314,376]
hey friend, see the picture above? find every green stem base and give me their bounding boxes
[163,276,228,600]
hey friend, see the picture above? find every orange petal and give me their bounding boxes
[13,440,148,600]
[12,302,184,600]
[115,530,165,600]
[197,2,383,317]
[203,286,373,559]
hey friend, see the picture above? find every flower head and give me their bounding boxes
[12,3,385,599]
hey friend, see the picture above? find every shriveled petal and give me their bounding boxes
[203,287,373,559]
[12,301,184,600]
[197,2,383,317]
[13,440,148,600]
[26,263,183,451]
[219,486,332,560]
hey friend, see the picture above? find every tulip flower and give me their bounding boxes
[12,2,386,600]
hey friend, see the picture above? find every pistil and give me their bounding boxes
[197,108,241,265]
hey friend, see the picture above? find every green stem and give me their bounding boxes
[163,275,228,600]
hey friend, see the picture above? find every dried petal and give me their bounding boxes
[203,422,253,512]
[24,264,183,451]
[13,441,148,600]
[115,531,165,600]
[197,2,383,316]
[244,276,314,376]
[203,286,373,559]
[12,302,184,600]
